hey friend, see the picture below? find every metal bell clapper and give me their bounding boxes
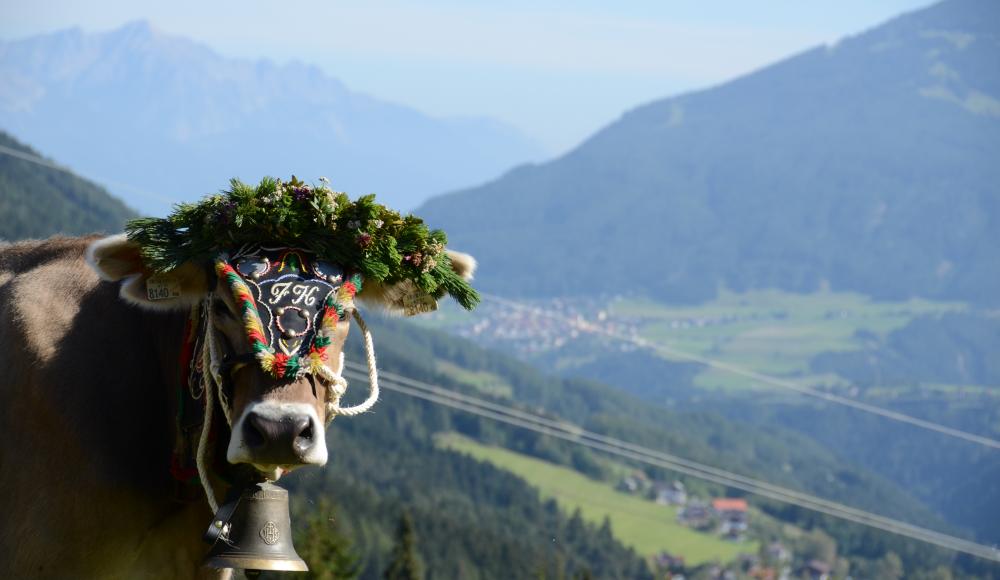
[203,479,308,573]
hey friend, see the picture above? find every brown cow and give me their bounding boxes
[0,235,475,578]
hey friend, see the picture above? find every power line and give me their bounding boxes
[480,293,1000,450]
[4,134,993,447]
[0,144,175,206]
[0,143,68,172]
[342,363,1000,563]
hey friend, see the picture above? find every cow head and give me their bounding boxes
[86,234,476,479]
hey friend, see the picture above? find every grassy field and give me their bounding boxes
[416,289,966,395]
[435,360,514,399]
[436,432,754,565]
[610,290,963,391]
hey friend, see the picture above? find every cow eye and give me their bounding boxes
[213,299,235,319]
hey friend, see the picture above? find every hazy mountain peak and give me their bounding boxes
[113,19,156,37]
[0,23,545,213]
[418,0,999,305]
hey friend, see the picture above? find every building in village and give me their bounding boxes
[765,541,791,564]
[797,559,831,580]
[653,480,688,505]
[712,498,749,539]
[616,470,651,494]
[655,551,686,574]
[678,498,713,529]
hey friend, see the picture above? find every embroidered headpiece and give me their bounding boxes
[216,247,359,379]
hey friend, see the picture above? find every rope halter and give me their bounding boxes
[194,247,380,511]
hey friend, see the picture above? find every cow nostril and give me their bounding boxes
[245,415,267,449]
[292,418,314,453]
[241,411,318,461]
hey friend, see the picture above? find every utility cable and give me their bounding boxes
[480,293,1000,450]
[342,365,1000,563]
[0,143,175,206]
[3,138,993,445]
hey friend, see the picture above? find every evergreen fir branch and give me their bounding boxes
[125,176,479,310]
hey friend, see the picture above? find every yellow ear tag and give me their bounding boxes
[147,274,182,301]
[401,292,438,316]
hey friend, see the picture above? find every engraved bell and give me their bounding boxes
[203,481,308,573]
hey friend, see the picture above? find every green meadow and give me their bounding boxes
[433,360,514,399]
[436,432,754,565]
[610,290,963,391]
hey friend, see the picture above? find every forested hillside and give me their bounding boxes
[418,0,1000,305]
[275,315,997,578]
[484,297,1000,545]
[812,312,1000,387]
[0,131,134,239]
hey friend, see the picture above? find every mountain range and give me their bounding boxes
[419,0,1000,305]
[0,21,545,216]
[4,1,999,574]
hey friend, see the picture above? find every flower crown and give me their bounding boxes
[125,176,479,310]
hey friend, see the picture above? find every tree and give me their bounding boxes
[295,499,360,580]
[384,511,421,580]
[797,528,837,565]
[871,552,904,580]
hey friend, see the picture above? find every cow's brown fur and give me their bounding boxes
[0,235,475,578]
[0,237,223,578]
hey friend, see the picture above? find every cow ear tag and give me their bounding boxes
[147,274,182,301]
[402,292,437,316]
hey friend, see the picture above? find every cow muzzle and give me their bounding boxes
[227,402,328,478]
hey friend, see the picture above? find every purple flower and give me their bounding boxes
[292,186,311,202]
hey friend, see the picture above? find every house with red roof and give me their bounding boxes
[712,498,749,538]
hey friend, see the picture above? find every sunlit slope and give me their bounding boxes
[605,290,964,391]
[0,131,134,239]
[324,317,973,575]
[419,0,1000,305]
[343,316,945,530]
[522,290,1000,543]
[437,432,752,564]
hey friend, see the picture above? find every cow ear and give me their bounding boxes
[358,249,477,316]
[85,234,209,311]
[445,250,477,281]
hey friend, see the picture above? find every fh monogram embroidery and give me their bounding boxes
[268,281,321,306]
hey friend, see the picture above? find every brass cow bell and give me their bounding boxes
[203,481,308,573]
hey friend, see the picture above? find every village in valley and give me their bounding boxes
[616,471,837,580]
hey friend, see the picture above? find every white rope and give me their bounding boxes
[196,298,232,514]
[318,352,349,425]
[194,300,380,513]
[196,306,221,513]
[204,304,234,427]
[327,308,379,421]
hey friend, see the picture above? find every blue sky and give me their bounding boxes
[2,0,934,154]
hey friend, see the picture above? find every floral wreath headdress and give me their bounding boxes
[126,176,479,381]
[127,176,479,309]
